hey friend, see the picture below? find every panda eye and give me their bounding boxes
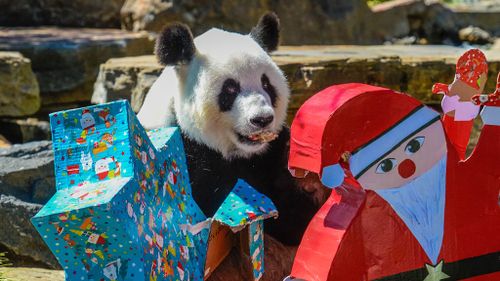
[405,136,425,155]
[375,158,397,174]
[218,78,240,112]
[261,74,277,107]
[262,75,270,90]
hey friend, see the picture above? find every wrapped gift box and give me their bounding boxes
[32,100,277,281]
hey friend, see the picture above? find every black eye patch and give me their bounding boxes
[218,78,241,112]
[261,74,277,107]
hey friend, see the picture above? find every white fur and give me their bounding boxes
[138,28,290,159]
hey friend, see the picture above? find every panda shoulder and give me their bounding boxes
[137,67,178,129]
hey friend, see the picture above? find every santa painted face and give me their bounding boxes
[346,105,448,264]
[350,106,447,190]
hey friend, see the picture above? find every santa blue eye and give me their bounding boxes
[405,136,425,155]
[375,158,397,174]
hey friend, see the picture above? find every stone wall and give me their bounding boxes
[92,45,500,123]
[0,28,154,115]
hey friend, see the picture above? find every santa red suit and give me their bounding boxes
[287,83,500,281]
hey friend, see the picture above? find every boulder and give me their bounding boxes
[121,0,384,45]
[372,0,500,44]
[0,195,58,268]
[0,28,154,114]
[92,56,161,113]
[458,26,494,45]
[92,45,500,123]
[451,2,500,37]
[0,141,57,268]
[0,141,54,204]
[0,0,124,28]
[372,0,460,44]
[370,0,427,42]
[419,2,459,44]
[0,52,40,117]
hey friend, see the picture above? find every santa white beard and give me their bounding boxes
[375,156,447,265]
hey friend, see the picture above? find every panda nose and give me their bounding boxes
[250,115,274,128]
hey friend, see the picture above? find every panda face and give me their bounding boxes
[219,73,279,153]
[138,14,289,160]
[172,30,289,159]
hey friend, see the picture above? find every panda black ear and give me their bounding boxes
[250,12,280,53]
[155,23,196,66]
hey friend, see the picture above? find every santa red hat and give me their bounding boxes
[289,83,440,188]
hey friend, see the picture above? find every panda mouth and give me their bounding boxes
[236,131,278,145]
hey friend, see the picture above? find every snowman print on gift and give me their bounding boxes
[80,151,93,171]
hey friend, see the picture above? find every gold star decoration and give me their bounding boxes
[423,260,450,281]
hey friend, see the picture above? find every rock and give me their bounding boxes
[372,0,500,45]
[92,56,162,112]
[458,26,494,45]
[372,0,460,44]
[371,0,427,42]
[0,52,40,117]
[0,141,54,204]
[0,195,58,268]
[0,28,154,114]
[0,267,64,281]
[421,2,460,44]
[451,3,500,37]
[0,0,124,28]
[0,118,50,144]
[0,141,57,268]
[388,36,418,45]
[0,135,10,148]
[92,45,500,123]
[121,0,384,45]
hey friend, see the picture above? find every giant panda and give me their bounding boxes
[138,13,320,245]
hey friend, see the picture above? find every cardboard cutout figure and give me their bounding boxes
[287,49,500,281]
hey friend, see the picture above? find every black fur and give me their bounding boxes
[250,12,280,53]
[218,78,241,112]
[155,23,196,66]
[261,74,277,107]
[182,126,319,245]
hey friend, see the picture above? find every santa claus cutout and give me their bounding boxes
[287,49,500,281]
